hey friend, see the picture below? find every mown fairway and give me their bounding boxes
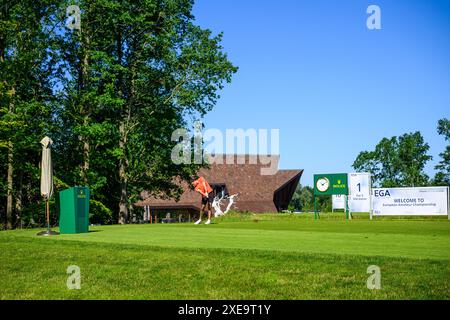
[1,214,449,299]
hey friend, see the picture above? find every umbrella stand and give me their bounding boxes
[37,198,59,236]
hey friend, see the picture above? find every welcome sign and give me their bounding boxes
[372,186,449,217]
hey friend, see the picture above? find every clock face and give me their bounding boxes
[316,177,330,192]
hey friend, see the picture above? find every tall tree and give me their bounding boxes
[0,0,57,228]
[104,0,237,223]
[397,132,432,186]
[0,0,237,228]
[434,118,450,185]
[353,132,431,187]
[54,0,117,203]
[353,137,401,187]
[55,0,237,224]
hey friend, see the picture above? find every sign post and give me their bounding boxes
[346,196,350,220]
[314,195,318,220]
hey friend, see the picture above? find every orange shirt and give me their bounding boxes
[192,177,213,196]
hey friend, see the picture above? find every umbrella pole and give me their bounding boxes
[37,197,59,236]
[46,199,50,233]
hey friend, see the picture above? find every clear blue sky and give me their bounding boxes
[192,0,450,186]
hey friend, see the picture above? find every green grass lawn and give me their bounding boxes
[1,213,449,299]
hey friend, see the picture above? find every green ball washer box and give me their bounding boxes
[59,186,90,234]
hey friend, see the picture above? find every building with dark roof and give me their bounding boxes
[135,155,303,217]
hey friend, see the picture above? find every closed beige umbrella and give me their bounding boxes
[37,136,59,236]
[40,136,53,199]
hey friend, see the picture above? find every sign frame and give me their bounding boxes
[332,194,347,212]
[370,186,449,219]
[348,172,372,216]
[313,173,350,220]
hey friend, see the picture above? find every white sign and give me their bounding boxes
[349,173,371,212]
[372,187,449,216]
[332,194,346,210]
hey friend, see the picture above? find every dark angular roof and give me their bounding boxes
[135,155,303,213]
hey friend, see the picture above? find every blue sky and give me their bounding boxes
[192,0,450,186]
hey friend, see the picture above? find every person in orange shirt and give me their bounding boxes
[192,176,214,225]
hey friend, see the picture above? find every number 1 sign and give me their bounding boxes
[348,173,372,213]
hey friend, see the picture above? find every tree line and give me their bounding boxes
[290,119,449,212]
[0,0,237,229]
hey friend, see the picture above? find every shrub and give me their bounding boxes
[89,199,113,225]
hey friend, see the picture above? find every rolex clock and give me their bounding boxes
[316,177,330,192]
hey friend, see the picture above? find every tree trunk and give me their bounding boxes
[6,141,13,229]
[15,170,23,228]
[118,121,128,224]
[116,27,129,225]
[81,116,90,185]
[6,85,15,229]
[118,182,128,224]
[79,30,90,185]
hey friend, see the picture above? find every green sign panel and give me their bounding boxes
[313,173,349,196]
[59,186,90,234]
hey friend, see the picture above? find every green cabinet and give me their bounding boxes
[59,187,90,234]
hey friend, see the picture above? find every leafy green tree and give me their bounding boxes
[353,132,431,187]
[397,132,432,186]
[53,0,120,214]
[434,118,449,185]
[0,0,58,228]
[353,137,400,187]
[289,184,330,213]
[55,0,237,223]
[1,0,237,228]
[298,185,314,212]
[106,0,237,223]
